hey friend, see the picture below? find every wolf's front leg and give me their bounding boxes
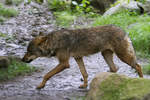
[74,57,88,88]
[36,58,70,89]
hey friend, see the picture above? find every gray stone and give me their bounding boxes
[104,0,142,16]
[143,0,150,14]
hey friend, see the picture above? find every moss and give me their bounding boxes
[0,58,39,81]
[96,74,150,100]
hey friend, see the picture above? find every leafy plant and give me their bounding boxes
[47,0,70,11]
[34,0,44,4]
[71,0,93,13]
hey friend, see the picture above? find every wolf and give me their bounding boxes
[22,25,143,89]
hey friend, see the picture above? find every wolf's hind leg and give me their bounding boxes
[74,57,88,88]
[36,57,70,89]
[115,36,143,77]
[102,50,118,72]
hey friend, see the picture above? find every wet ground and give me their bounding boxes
[0,1,149,100]
[0,54,146,100]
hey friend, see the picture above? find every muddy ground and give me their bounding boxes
[0,1,149,100]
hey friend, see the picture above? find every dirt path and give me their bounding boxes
[0,1,149,100]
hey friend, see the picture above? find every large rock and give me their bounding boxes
[90,0,117,14]
[86,72,150,100]
[0,56,21,69]
[104,0,143,16]
[143,0,150,14]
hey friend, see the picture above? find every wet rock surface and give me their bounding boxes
[0,2,149,100]
[0,2,56,57]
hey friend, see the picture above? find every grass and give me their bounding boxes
[0,32,7,37]
[0,59,38,81]
[54,10,98,28]
[93,10,150,30]
[0,3,18,18]
[128,22,150,55]
[0,16,5,23]
[54,11,76,27]
[142,64,150,75]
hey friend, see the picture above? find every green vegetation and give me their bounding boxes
[128,22,150,56]
[137,0,146,3]
[71,0,93,13]
[0,16,5,23]
[143,64,150,75]
[47,0,70,11]
[54,11,76,27]
[0,59,38,81]
[93,10,150,29]
[5,0,24,5]
[0,32,7,37]
[0,3,18,23]
[34,0,43,4]
[48,0,93,13]
[0,3,18,18]
[12,0,24,5]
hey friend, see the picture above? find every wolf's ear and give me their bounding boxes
[35,36,47,45]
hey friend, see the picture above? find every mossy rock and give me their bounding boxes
[86,72,150,100]
[0,56,21,69]
[0,56,38,81]
[90,0,117,14]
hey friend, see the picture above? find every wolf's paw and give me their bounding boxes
[79,84,87,89]
[36,84,45,89]
[108,67,119,73]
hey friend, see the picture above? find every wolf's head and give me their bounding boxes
[22,36,48,63]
